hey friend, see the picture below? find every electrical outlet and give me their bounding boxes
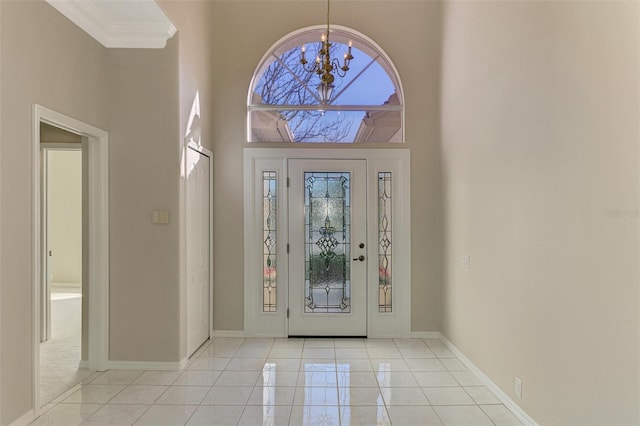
[515,377,522,399]
[461,255,471,268]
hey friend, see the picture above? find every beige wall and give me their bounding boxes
[2,1,638,424]
[158,0,216,360]
[0,1,107,423]
[40,123,82,144]
[107,41,181,362]
[440,1,640,424]
[0,1,200,421]
[107,0,216,363]
[207,0,443,332]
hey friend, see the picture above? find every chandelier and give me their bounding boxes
[299,0,354,104]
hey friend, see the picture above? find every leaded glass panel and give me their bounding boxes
[378,172,392,312]
[304,172,351,313]
[263,171,277,312]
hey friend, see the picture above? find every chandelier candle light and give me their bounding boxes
[300,0,354,104]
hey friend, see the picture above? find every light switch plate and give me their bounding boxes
[152,210,170,224]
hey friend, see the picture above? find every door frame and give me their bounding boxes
[184,141,213,357]
[32,105,109,415]
[243,148,411,338]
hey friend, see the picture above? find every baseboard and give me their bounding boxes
[51,282,81,289]
[211,329,246,338]
[214,330,441,339]
[439,335,538,426]
[410,331,441,339]
[250,333,287,338]
[178,356,189,370]
[78,359,89,369]
[8,409,35,426]
[107,358,187,371]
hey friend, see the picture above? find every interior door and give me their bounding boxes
[186,146,211,356]
[288,159,367,336]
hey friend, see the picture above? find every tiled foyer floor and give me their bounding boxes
[32,337,524,425]
[40,289,93,405]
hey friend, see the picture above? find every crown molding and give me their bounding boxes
[45,0,177,49]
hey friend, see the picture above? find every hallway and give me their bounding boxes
[31,337,523,425]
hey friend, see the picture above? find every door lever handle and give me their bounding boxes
[353,255,365,262]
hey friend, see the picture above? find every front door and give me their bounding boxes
[288,159,367,336]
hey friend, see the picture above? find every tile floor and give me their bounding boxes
[31,337,524,425]
[40,287,94,405]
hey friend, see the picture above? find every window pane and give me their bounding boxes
[248,31,404,144]
[254,44,396,107]
[378,172,392,313]
[263,171,277,312]
[249,110,401,143]
[304,172,351,313]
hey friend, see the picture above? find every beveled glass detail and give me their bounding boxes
[263,171,277,312]
[304,172,351,313]
[378,172,392,312]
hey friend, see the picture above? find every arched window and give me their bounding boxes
[248,26,404,143]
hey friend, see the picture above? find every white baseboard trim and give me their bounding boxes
[9,409,35,426]
[211,330,246,338]
[439,335,538,426]
[179,356,189,370]
[410,331,441,339]
[107,359,187,371]
[251,333,287,338]
[79,360,89,369]
[51,282,81,288]
[213,330,442,339]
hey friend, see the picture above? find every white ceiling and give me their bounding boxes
[45,0,176,48]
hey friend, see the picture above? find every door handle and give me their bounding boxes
[353,255,365,262]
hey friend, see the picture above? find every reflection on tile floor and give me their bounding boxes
[31,337,524,425]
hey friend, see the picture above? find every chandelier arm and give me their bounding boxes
[331,59,347,78]
[301,61,320,74]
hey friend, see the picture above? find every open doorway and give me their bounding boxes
[39,124,92,405]
[33,105,109,416]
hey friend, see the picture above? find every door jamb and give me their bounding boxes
[32,105,109,415]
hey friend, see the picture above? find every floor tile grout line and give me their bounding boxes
[34,337,523,425]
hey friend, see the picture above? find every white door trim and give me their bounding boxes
[32,105,109,415]
[243,148,411,338]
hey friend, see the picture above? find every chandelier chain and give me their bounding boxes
[299,0,354,104]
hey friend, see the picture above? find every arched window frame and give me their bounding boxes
[247,25,405,144]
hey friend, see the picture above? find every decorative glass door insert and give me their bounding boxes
[304,172,351,313]
[288,159,367,336]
